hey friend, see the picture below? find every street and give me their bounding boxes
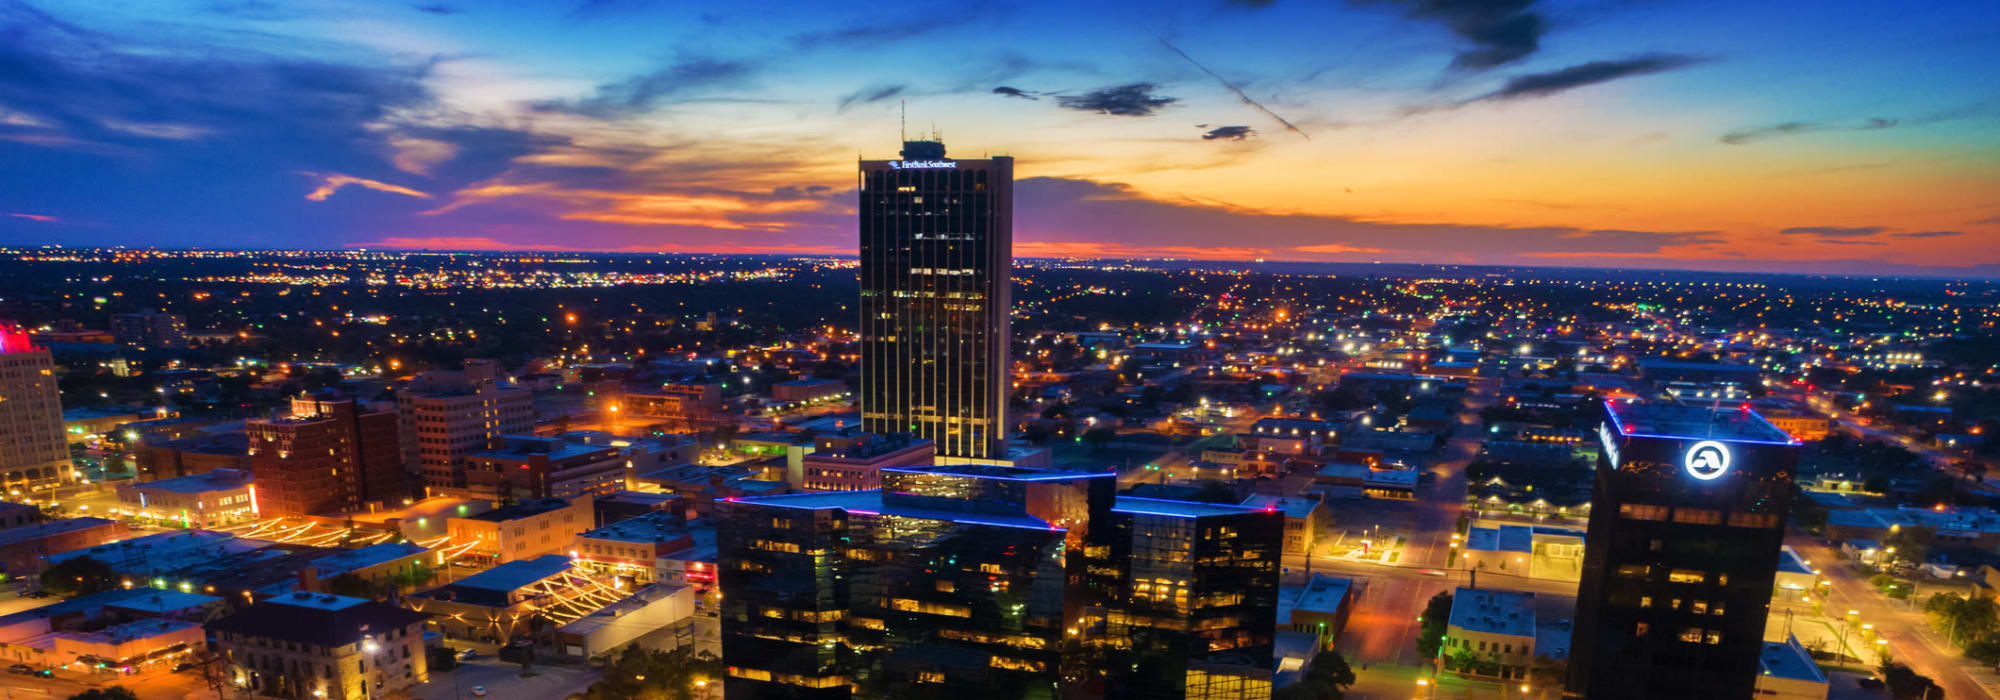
[1792,536,1996,700]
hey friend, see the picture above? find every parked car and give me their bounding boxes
[471,686,488,697]
[6,664,32,675]
[172,662,195,673]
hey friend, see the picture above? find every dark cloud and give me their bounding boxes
[1721,117,1898,145]
[993,86,1038,100]
[1975,216,2000,226]
[1226,0,1277,8]
[1890,231,1963,239]
[836,84,905,113]
[569,0,650,17]
[413,3,457,14]
[1370,0,1546,70]
[790,7,983,50]
[1780,226,1886,238]
[1474,54,1701,101]
[531,58,755,118]
[1056,84,1179,117]
[1202,126,1254,141]
[1816,239,1885,246]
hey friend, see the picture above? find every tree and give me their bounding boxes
[1879,661,1942,699]
[41,556,117,598]
[1417,592,1454,660]
[1885,529,1932,566]
[1081,426,1116,452]
[191,648,238,700]
[579,646,724,700]
[67,689,140,700]
[326,572,380,599]
[1190,480,1238,504]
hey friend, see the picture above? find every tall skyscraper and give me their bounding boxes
[246,394,402,516]
[397,359,534,494]
[1567,399,1801,699]
[0,327,72,494]
[858,139,1012,460]
[716,465,1282,699]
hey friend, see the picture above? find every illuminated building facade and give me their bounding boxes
[246,394,401,517]
[209,592,429,700]
[1567,400,1800,699]
[0,327,72,494]
[398,359,534,493]
[718,465,1113,699]
[110,311,188,348]
[717,465,1283,699]
[858,140,1012,460]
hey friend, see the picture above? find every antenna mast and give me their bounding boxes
[900,100,907,142]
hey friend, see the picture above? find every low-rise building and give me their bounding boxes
[405,554,573,642]
[1755,635,1829,700]
[553,582,697,659]
[137,432,251,482]
[51,618,205,675]
[769,378,848,406]
[1279,573,1353,650]
[447,497,591,565]
[571,511,712,586]
[1363,467,1418,500]
[1444,587,1536,680]
[0,517,129,577]
[461,436,626,502]
[1461,524,1585,582]
[209,592,430,700]
[1774,546,1818,601]
[112,468,254,527]
[1241,495,1330,556]
[0,501,43,530]
[297,542,434,595]
[794,431,933,491]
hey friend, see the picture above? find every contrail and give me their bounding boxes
[1156,36,1310,141]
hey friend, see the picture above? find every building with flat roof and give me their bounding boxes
[553,582,697,660]
[795,431,934,491]
[113,468,254,527]
[1241,494,1329,556]
[447,497,591,564]
[1568,400,1802,699]
[0,501,42,530]
[858,140,1011,461]
[209,592,429,700]
[718,465,1280,699]
[298,541,433,594]
[461,435,625,502]
[571,511,707,586]
[1444,587,1537,680]
[1278,573,1354,650]
[137,431,250,482]
[246,394,401,516]
[0,328,71,494]
[0,517,129,577]
[110,312,187,348]
[770,378,848,405]
[398,360,534,493]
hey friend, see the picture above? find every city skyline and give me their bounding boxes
[2,0,1998,277]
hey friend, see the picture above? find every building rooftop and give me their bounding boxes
[473,436,612,462]
[444,554,572,592]
[306,542,429,578]
[208,594,427,647]
[103,590,221,615]
[556,582,689,637]
[0,517,119,547]
[1240,494,1321,519]
[47,531,261,575]
[1112,496,1267,519]
[880,464,1110,482]
[1760,635,1827,683]
[464,497,574,522]
[727,490,1060,531]
[1466,525,1534,554]
[1448,587,1536,638]
[579,511,699,547]
[1603,399,1796,444]
[57,618,200,645]
[1290,574,1351,618]
[127,468,251,494]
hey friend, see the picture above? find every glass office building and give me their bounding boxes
[857,141,1012,460]
[718,465,1281,700]
[1567,400,1801,699]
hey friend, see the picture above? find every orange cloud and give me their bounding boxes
[302,172,432,202]
[426,181,837,231]
[1016,240,1272,260]
[6,213,58,223]
[347,236,571,251]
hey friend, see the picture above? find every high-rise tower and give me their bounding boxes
[858,140,1012,460]
[1567,399,1801,698]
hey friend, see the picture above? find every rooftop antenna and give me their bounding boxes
[900,100,907,143]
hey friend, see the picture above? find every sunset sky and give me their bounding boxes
[2,0,1997,276]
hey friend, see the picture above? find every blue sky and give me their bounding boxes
[2,0,1997,275]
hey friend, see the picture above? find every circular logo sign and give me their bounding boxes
[1684,440,1731,481]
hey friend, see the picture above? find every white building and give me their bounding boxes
[1444,587,1536,680]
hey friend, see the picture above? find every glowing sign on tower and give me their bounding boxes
[1683,440,1731,480]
